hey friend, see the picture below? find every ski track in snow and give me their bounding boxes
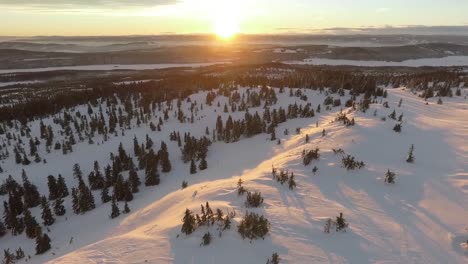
[0,87,467,264]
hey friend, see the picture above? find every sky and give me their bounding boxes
[1,0,468,36]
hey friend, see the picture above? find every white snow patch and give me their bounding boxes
[0,80,43,87]
[285,56,468,67]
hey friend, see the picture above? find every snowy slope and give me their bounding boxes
[1,87,467,264]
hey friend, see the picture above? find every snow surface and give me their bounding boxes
[0,87,467,264]
[0,80,43,87]
[0,62,229,74]
[285,56,468,67]
[273,48,298,54]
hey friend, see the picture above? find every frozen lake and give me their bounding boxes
[0,62,229,74]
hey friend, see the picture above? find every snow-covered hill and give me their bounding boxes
[0,86,467,264]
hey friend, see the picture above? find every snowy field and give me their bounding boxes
[285,56,468,67]
[0,62,229,74]
[0,86,467,263]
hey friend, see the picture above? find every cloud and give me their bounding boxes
[376,8,390,13]
[320,25,468,35]
[0,0,178,10]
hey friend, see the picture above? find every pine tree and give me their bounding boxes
[47,175,59,200]
[190,159,197,174]
[267,253,280,264]
[181,181,188,189]
[35,227,51,255]
[123,201,130,214]
[73,163,83,180]
[22,170,41,208]
[384,169,396,184]
[201,232,211,246]
[144,167,160,186]
[23,207,39,238]
[123,181,133,202]
[198,157,208,171]
[0,221,6,238]
[270,129,276,141]
[15,247,25,260]
[159,141,172,173]
[336,212,348,232]
[128,167,141,193]
[100,185,111,203]
[393,123,402,133]
[110,198,120,219]
[406,144,415,163]
[54,197,66,216]
[23,154,31,166]
[57,174,69,198]
[2,249,15,264]
[288,173,296,190]
[181,209,196,235]
[71,188,79,214]
[41,197,55,226]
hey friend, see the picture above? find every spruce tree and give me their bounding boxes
[144,167,160,186]
[181,209,196,235]
[159,141,172,173]
[110,198,120,219]
[406,144,415,163]
[123,201,130,214]
[47,175,59,200]
[123,181,133,202]
[16,247,25,260]
[0,221,6,238]
[101,185,111,203]
[35,227,51,255]
[201,232,211,246]
[393,123,402,133]
[181,181,188,189]
[288,173,296,190]
[128,167,141,193]
[22,170,41,208]
[198,157,208,171]
[57,174,69,198]
[267,253,280,264]
[71,188,79,214]
[15,247,25,260]
[2,249,15,264]
[190,159,197,174]
[54,197,66,216]
[23,207,39,238]
[384,170,396,184]
[336,212,348,232]
[41,197,55,226]
[270,129,276,141]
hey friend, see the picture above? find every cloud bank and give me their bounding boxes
[321,26,468,35]
[0,0,178,9]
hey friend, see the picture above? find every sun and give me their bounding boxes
[211,1,240,39]
[213,15,239,39]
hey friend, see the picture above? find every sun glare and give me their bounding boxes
[214,17,239,39]
[211,1,240,39]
